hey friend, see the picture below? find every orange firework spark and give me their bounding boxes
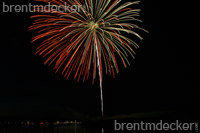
[30,0,147,116]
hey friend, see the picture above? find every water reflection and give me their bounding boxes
[0,121,107,133]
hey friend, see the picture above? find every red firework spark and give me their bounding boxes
[30,0,147,84]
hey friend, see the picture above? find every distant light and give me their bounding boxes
[40,122,44,125]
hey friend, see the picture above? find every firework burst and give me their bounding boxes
[30,0,147,116]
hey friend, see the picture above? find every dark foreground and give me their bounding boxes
[0,111,198,133]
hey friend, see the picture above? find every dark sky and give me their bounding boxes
[0,0,197,120]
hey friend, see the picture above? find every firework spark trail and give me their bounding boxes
[30,0,147,84]
[95,37,104,133]
[100,84,104,117]
[95,38,104,117]
[30,0,147,120]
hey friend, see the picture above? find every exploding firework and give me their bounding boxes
[30,0,147,116]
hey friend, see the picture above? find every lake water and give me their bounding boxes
[0,124,137,133]
[0,123,117,133]
[1,121,185,133]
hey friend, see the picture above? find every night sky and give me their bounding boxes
[1,0,197,120]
